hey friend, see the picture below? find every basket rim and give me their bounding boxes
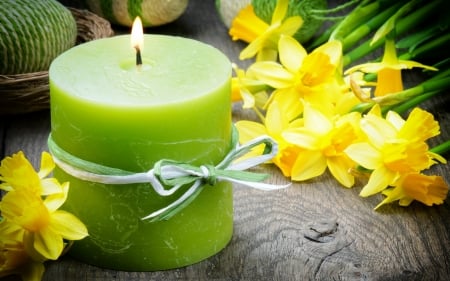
[0,7,114,114]
[1,7,114,79]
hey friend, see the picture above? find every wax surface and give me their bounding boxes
[49,35,233,271]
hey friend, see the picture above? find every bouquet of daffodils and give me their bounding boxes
[0,152,88,281]
[228,0,449,209]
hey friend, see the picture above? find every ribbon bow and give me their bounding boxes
[48,127,289,222]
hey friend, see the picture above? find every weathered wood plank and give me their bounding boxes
[1,0,450,281]
[1,111,51,167]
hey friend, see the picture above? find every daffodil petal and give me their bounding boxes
[49,210,89,240]
[344,62,384,75]
[37,152,55,179]
[40,178,64,196]
[360,114,397,148]
[396,60,438,71]
[344,143,381,170]
[28,228,64,260]
[0,221,24,246]
[360,166,397,197]
[271,88,303,121]
[279,35,306,73]
[283,128,321,150]
[374,185,406,209]
[239,35,269,60]
[327,157,355,188]
[271,0,288,24]
[303,104,333,133]
[316,40,342,66]
[428,151,447,164]
[385,110,405,131]
[43,183,68,212]
[278,16,304,37]
[256,47,278,62]
[235,120,267,143]
[240,88,256,109]
[250,61,295,88]
[265,100,287,136]
[291,151,327,181]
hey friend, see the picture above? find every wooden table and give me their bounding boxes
[1,1,450,280]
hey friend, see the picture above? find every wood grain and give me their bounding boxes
[1,0,450,280]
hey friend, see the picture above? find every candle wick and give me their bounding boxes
[135,46,142,67]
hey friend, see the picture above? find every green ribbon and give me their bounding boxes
[48,126,289,222]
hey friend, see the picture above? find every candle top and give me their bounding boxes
[49,35,231,107]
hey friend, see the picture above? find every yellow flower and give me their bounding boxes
[0,151,88,262]
[0,151,61,195]
[0,221,45,281]
[282,103,361,187]
[345,38,437,97]
[229,0,303,61]
[375,173,449,209]
[231,63,269,112]
[236,97,303,177]
[0,186,88,260]
[344,105,444,197]
[249,36,343,112]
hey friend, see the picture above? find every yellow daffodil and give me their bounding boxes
[0,150,88,278]
[0,221,45,281]
[282,103,361,187]
[231,63,269,113]
[236,98,303,177]
[344,105,445,197]
[345,38,437,98]
[0,185,88,260]
[249,36,343,113]
[375,173,449,209]
[229,0,303,61]
[0,151,61,195]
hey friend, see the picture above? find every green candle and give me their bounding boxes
[49,33,233,271]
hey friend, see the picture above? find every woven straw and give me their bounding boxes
[0,8,114,115]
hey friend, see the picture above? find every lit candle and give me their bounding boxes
[49,19,233,271]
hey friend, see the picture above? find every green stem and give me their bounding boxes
[381,74,450,113]
[430,140,450,156]
[399,32,450,61]
[350,101,376,113]
[383,90,440,115]
[398,77,449,98]
[341,2,402,52]
[343,0,441,66]
[330,0,381,42]
[356,74,450,114]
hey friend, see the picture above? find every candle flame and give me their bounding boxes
[131,17,144,52]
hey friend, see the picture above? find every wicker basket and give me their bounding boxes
[0,8,114,115]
